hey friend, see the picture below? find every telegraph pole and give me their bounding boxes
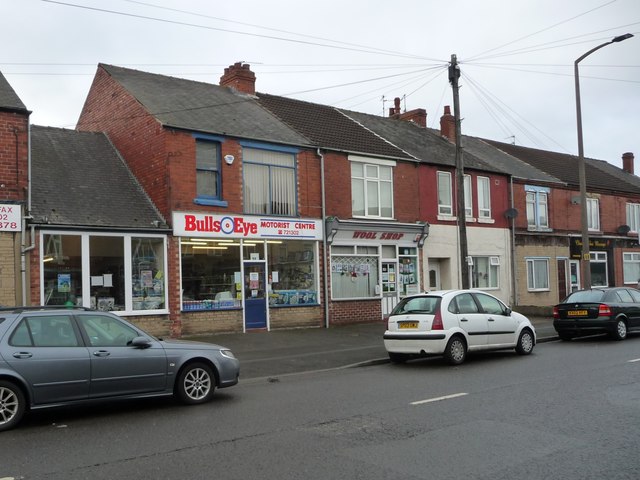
[449,54,470,289]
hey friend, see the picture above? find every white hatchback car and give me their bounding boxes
[383,290,536,365]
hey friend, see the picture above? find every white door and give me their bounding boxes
[428,261,441,291]
[381,261,399,318]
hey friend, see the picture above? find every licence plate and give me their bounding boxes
[567,310,588,317]
[398,322,418,329]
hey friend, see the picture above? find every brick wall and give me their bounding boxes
[270,305,323,329]
[0,233,18,305]
[329,299,382,325]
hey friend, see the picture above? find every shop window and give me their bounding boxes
[399,247,419,296]
[131,237,165,311]
[469,256,499,289]
[180,240,242,310]
[590,251,608,287]
[42,233,168,313]
[351,162,393,218]
[623,252,640,284]
[526,258,550,291]
[268,241,318,306]
[243,146,296,216]
[90,236,124,311]
[331,245,379,299]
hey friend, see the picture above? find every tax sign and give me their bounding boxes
[0,204,21,232]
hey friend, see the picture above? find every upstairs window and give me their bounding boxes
[243,146,297,216]
[526,186,549,230]
[196,140,221,199]
[587,198,600,231]
[464,175,473,218]
[351,162,393,218]
[437,171,453,216]
[626,203,640,233]
[477,176,491,219]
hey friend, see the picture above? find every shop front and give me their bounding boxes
[173,212,323,331]
[325,218,429,321]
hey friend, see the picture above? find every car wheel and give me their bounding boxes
[611,319,628,341]
[444,335,466,365]
[176,362,216,405]
[515,329,534,355]
[0,380,26,432]
[388,352,409,364]
[558,332,574,341]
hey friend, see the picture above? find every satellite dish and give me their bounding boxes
[504,208,518,219]
[618,224,631,235]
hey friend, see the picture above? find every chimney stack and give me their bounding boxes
[440,105,455,143]
[622,152,635,175]
[388,96,427,127]
[220,62,256,95]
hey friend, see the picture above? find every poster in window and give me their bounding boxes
[249,272,259,290]
[141,270,153,288]
[58,273,71,293]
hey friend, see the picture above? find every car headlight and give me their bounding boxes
[220,349,236,359]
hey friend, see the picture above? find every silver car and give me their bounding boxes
[0,306,239,432]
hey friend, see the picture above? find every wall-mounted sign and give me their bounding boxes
[0,204,21,232]
[172,212,323,240]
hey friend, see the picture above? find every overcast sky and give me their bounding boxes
[3,0,639,166]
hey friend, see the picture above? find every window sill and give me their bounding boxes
[194,198,228,207]
[437,215,457,222]
[527,289,551,293]
[477,217,495,224]
[527,227,553,232]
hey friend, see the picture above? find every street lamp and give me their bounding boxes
[574,33,633,289]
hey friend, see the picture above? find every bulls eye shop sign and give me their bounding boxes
[172,212,323,240]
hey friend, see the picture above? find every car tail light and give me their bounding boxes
[553,306,559,319]
[431,309,444,330]
[598,304,612,317]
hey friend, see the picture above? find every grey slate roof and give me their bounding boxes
[30,126,166,229]
[100,64,309,147]
[257,93,413,160]
[484,139,640,195]
[0,71,28,112]
[461,136,563,184]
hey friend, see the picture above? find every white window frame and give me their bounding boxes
[526,257,550,291]
[587,197,600,231]
[623,252,640,284]
[589,251,608,287]
[437,171,453,217]
[350,161,394,219]
[468,255,499,290]
[477,176,491,219]
[526,187,550,230]
[464,174,473,218]
[626,203,640,233]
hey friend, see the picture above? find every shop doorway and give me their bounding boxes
[429,261,441,291]
[244,262,267,330]
[381,261,399,318]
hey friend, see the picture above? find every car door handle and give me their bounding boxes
[13,352,33,359]
[460,318,468,322]
[488,318,495,322]
[93,350,111,357]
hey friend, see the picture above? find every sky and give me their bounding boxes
[2,0,639,167]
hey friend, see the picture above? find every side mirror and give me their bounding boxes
[504,307,512,316]
[130,336,152,348]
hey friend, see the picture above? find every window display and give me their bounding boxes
[268,241,318,306]
[331,245,379,299]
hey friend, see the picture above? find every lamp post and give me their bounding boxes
[574,33,633,289]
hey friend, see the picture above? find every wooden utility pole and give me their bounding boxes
[449,54,470,289]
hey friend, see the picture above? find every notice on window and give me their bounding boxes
[58,273,71,293]
[249,272,259,290]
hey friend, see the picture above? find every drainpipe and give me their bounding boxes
[509,176,518,306]
[318,148,329,328]
[21,119,35,306]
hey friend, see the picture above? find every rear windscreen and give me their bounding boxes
[563,290,605,303]
[392,296,439,315]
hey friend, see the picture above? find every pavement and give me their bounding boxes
[184,316,558,381]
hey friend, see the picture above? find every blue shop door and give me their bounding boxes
[244,262,267,330]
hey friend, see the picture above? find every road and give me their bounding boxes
[1,336,639,479]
